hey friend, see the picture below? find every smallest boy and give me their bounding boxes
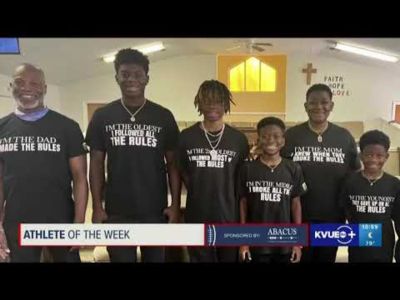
[239,117,306,263]
[341,130,400,263]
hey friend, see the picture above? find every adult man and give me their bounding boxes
[0,63,88,262]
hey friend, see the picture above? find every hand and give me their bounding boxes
[239,245,251,262]
[249,145,262,160]
[0,229,10,262]
[92,207,108,223]
[163,206,181,223]
[290,246,302,263]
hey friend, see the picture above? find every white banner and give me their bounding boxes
[20,224,205,246]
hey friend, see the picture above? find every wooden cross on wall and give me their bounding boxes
[302,63,317,85]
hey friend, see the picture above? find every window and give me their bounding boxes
[229,57,276,92]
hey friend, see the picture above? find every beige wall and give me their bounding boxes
[60,55,216,129]
[59,53,400,131]
[286,52,400,123]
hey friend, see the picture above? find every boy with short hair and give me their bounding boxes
[341,130,400,263]
[239,117,306,263]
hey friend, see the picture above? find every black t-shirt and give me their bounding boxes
[85,99,179,221]
[239,158,306,254]
[0,110,86,224]
[340,172,400,262]
[281,122,361,222]
[178,123,249,223]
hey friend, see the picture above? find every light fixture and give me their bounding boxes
[330,42,398,63]
[102,41,165,63]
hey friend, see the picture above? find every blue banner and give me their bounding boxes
[358,224,382,247]
[310,223,381,247]
[206,224,308,246]
[0,38,20,54]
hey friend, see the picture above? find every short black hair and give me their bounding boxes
[114,48,149,74]
[359,130,390,152]
[306,83,333,100]
[194,80,235,114]
[257,117,286,134]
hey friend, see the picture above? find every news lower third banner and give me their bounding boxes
[20,223,381,247]
[20,224,308,247]
[310,223,382,247]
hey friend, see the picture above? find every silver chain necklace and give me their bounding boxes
[202,121,225,159]
[206,129,224,138]
[260,156,282,173]
[308,121,329,143]
[121,98,146,122]
[362,171,384,186]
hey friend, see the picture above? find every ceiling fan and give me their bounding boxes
[225,40,273,53]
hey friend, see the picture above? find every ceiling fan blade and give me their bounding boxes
[226,45,242,51]
[254,42,272,46]
[252,45,265,52]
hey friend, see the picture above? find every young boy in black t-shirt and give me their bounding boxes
[178,80,249,262]
[239,117,306,263]
[341,130,400,263]
[86,49,180,263]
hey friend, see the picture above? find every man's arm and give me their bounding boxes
[291,196,302,225]
[239,196,251,261]
[69,155,89,223]
[0,160,10,261]
[164,151,181,223]
[290,196,302,263]
[349,135,362,172]
[0,160,4,225]
[393,193,400,262]
[89,150,108,223]
[181,172,189,189]
[240,196,247,225]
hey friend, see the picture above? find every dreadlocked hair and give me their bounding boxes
[194,80,235,115]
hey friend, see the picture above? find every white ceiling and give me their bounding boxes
[0,38,399,85]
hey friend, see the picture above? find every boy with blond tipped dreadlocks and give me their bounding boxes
[178,80,249,262]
